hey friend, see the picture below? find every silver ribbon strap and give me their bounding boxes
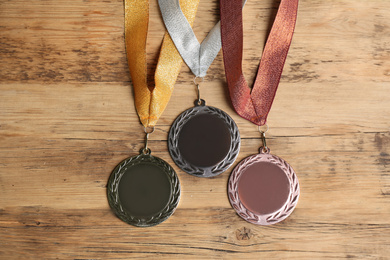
[159,0,245,78]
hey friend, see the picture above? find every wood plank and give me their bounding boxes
[1,0,389,259]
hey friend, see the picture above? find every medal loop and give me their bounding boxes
[194,99,206,107]
[193,76,204,105]
[141,147,151,155]
[259,132,269,154]
[260,132,267,151]
[258,124,269,152]
[142,126,154,155]
[143,133,150,154]
[196,82,201,105]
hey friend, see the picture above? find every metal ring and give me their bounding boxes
[193,76,204,85]
[144,126,155,134]
[141,148,151,155]
[260,146,270,154]
[194,99,206,107]
[258,124,269,134]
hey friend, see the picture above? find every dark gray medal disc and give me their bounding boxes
[107,152,180,227]
[168,100,240,177]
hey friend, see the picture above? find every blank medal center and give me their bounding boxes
[118,163,171,218]
[238,162,290,215]
[178,113,231,167]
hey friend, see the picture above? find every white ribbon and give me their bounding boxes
[159,0,245,78]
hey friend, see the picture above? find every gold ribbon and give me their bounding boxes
[125,0,200,127]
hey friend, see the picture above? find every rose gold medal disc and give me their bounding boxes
[228,149,300,225]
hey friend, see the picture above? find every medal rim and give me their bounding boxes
[107,153,181,227]
[228,152,300,225]
[168,103,241,178]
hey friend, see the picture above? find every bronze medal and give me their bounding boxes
[228,148,299,225]
[168,100,240,178]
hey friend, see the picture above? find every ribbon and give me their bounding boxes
[220,0,299,126]
[158,0,216,77]
[125,0,199,127]
[159,0,246,78]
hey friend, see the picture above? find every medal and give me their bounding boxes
[107,144,180,227]
[168,98,240,177]
[220,0,300,225]
[107,0,198,227]
[159,0,242,177]
[228,130,299,225]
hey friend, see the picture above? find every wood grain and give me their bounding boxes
[1,0,389,259]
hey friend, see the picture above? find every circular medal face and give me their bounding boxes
[228,150,299,225]
[168,101,240,178]
[107,153,180,227]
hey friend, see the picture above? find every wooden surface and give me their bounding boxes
[1,0,389,259]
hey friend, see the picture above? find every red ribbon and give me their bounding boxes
[220,0,299,126]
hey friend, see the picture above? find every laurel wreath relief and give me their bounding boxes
[168,108,202,174]
[228,153,300,225]
[107,154,180,227]
[168,105,240,177]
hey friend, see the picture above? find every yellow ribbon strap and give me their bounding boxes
[125,0,200,127]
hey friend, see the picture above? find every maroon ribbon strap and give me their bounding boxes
[220,0,299,126]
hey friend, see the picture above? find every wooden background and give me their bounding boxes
[1,0,389,259]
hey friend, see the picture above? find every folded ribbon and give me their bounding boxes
[159,0,246,78]
[125,0,199,127]
[220,0,299,126]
